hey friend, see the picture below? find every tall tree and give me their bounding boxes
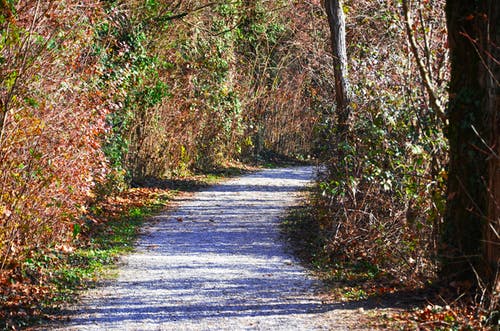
[444,0,499,289]
[324,0,351,139]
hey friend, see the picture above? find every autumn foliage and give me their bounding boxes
[0,0,320,274]
[96,0,320,180]
[0,1,108,270]
[0,0,496,329]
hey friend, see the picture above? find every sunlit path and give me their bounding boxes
[45,167,353,330]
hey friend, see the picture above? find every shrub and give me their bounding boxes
[0,0,107,270]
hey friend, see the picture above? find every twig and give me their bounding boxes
[471,125,499,160]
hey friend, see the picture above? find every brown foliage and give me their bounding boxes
[0,0,108,269]
[236,1,328,159]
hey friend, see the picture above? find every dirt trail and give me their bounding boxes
[48,167,361,330]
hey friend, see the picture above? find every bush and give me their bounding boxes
[0,0,107,270]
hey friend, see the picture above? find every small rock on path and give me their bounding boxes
[49,166,360,330]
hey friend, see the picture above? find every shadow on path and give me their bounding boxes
[47,166,404,330]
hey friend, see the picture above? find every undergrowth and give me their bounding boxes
[280,192,495,330]
[281,196,395,301]
[0,191,168,330]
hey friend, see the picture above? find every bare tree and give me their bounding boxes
[324,0,351,139]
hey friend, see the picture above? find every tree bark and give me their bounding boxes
[485,0,500,293]
[324,0,351,139]
[443,0,499,284]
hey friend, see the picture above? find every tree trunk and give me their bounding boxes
[324,0,351,139]
[485,1,500,296]
[443,0,499,284]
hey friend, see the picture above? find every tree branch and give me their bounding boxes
[402,0,447,123]
[156,2,221,23]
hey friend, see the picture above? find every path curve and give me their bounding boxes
[53,166,350,330]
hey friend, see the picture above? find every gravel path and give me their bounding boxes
[51,166,354,330]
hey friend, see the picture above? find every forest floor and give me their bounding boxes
[29,166,402,330]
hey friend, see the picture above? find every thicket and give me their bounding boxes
[0,0,108,271]
[315,0,449,285]
[97,0,321,183]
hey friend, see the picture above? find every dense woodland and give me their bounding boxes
[0,0,498,329]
